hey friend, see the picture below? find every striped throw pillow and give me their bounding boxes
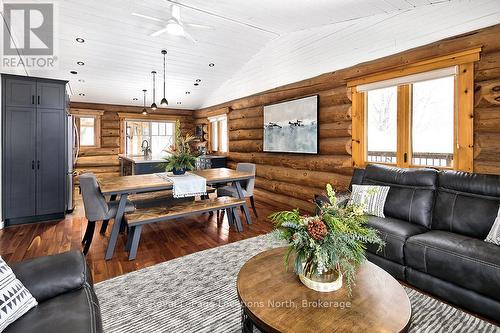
[485,206,500,246]
[0,257,38,332]
[348,184,390,218]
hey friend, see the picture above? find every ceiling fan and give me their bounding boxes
[132,4,212,42]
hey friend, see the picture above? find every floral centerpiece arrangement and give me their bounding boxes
[163,120,197,175]
[270,184,385,294]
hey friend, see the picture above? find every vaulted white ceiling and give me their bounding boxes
[2,0,500,109]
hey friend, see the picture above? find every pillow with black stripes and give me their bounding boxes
[0,257,37,332]
[348,184,390,218]
[485,207,500,246]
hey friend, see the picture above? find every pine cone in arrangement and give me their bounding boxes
[307,218,328,241]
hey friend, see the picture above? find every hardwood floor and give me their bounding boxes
[0,195,276,283]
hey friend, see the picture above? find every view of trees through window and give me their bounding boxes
[125,120,174,157]
[79,117,96,146]
[366,76,455,167]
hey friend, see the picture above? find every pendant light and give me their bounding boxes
[160,50,168,107]
[150,71,157,110]
[142,89,148,115]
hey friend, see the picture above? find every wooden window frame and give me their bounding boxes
[208,115,228,154]
[348,48,480,172]
[70,109,104,149]
[121,118,176,156]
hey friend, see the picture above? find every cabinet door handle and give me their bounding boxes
[32,95,35,104]
[32,160,35,169]
[37,160,40,169]
[37,96,40,105]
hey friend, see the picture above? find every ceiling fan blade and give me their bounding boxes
[182,30,197,43]
[132,12,163,22]
[171,4,181,21]
[151,27,169,37]
[185,23,213,30]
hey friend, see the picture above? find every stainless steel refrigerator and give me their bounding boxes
[66,114,79,212]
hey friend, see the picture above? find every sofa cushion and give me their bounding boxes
[432,170,500,239]
[4,286,102,333]
[366,216,427,265]
[361,164,438,228]
[11,251,90,303]
[405,230,500,302]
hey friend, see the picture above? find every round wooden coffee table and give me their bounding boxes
[237,247,411,333]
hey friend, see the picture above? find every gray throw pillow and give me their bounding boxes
[485,207,500,246]
[348,184,390,218]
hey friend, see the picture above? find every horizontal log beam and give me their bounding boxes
[474,160,500,175]
[474,79,500,107]
[229,106,263,120]
[319,104,352,122]
[319,137,352,155]
[228,152,353,175]
[255,177,321,202]
[228,140,263,152]
[319,87,351,106]
[254,163,351,191]
[253,188,315,213]
[319,121,352,138]
[475,50,500,81]
[229,117,263,130]
[229,129,263,141]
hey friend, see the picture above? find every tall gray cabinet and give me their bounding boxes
[2,74,68,226]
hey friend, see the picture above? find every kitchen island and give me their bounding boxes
[119,155,166,176]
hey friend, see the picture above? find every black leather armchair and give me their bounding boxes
[346,164,500,323]
[5,251,103,333]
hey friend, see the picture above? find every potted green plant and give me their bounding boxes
[163,120,197,175]
[270,184,385,294]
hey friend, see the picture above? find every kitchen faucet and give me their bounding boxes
[141,140,151,157]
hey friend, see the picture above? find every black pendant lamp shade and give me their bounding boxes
[142,89,148,115]
[151,71,157,110]
[160,50,168,107]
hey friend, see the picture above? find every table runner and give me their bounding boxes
[156,172,207,198]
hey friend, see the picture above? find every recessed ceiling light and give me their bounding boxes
[78,93,85,96]
[77,61,85,66]
[194,83,199,86]
[132,98,138,101]
[76,38,85,43]
[177,102,182,105]
[185,91,190,95]
[78,79,85,83]
[208,63,215,67]
[195,79,201,82]
[70,71,78,75]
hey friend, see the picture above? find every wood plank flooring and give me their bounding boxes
[0,195,275,283]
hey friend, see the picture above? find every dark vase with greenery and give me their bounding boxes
[163,120,197,175]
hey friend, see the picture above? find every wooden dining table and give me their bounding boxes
[97,168,255,260]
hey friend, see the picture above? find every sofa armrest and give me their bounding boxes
[11,250,90,303]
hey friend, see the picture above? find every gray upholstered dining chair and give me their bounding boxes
[217,163,257,220]
[79,173,135,255]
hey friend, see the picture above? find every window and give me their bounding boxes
[349,48,479,172]
[125,120,175,157]
[209,115,228,153]
[411,76,455,167]
[76,116,100,148]
[367,87,398,164]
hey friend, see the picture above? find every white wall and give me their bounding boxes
[203,0,500,107]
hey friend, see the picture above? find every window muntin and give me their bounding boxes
[366,87,398,164]
[411,76,455,167]
[125,120,174,157]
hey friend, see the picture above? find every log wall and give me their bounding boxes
[194,24,500,212]
[70,102,194,180]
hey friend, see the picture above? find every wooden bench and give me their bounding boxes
[124,196,246,260]
[128,186,216,208]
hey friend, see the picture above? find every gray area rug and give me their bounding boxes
[95,235,500,333]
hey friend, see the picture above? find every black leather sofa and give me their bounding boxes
[349,164,500,322]
[4,251,103,333]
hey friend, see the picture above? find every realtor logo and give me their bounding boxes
[2,2,58,69]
